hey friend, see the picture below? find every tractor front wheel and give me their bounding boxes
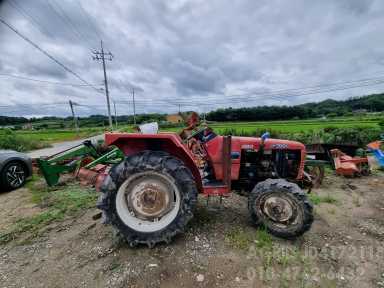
[97,151,198,247]
[248,179,313,238]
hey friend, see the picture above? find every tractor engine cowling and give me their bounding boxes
[204,135,306,191]
[239,148,302,182]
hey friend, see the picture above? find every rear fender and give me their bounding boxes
[105,133,203,192]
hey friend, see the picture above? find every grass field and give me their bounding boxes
[0,128,104,144]
[0,115,382,151]
[160,116,381,134]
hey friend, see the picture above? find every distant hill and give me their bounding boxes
[299,94,384,116]
[1,93,383,126]
[0,113,166,128]
[206,93,384,121]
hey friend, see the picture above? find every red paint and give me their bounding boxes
[105,132,307,196]
[331,149,368,176]
[105,132,203,193]
[77,164,108,188]
[205,135,306,181]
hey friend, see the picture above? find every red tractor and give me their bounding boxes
[97,121,314,247]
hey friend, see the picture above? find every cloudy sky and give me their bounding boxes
[0,0,384,117]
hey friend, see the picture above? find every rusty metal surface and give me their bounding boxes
[263,196,294,223]
[330,149,369,176]
[77,164,108,187]
[126,175,173,221]
[222,136,232,190]
[115,171,181,233]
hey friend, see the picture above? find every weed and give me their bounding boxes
[274,247,305,267]
[352,194,361,207]
[0,129,50,151]
[225,227,253,250]
[0,181,97,245]
[109,258,122,272]
[276,253,293,267]
[255,228,273,250]
[328,208,336,214]
[262,252,273,271]
[309,193,338,205]
[189,205,216,228]
[225,226,273,251]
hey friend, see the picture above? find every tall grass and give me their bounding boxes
[0,129,50,152]
[220,127,382,146]
[0,180,97,245]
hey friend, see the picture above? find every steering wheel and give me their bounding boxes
[185,126,208,142]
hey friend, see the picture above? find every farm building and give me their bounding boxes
[166,113,183,123]
[22,123,33,130]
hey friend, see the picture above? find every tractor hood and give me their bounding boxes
[230,136,305,151]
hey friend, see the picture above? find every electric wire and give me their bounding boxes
[6,0,54,38]
[0,73,103,87]
[0,17,103,94]
[45,0,94,51]
[74,0,102,41]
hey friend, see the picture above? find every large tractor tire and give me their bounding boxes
[248,179,313,239]
[97,151,198,247]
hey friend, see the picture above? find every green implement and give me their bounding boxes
[37,140,124,186]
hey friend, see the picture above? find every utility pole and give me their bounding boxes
[113,100,118,128]
[202,105,208,123]
[92,40,113,130]
[69,100,79,133]
[178,103,181,114]
[132,88,136,125]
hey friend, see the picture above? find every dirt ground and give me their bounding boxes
[1,171,384,288]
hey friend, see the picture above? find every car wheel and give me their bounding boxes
[1,161,27,191]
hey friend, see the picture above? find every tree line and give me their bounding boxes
[206,93,384,121]
[1,93,383,126]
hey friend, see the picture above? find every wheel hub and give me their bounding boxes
[262,196,294,223]
[6,164,25,188]
[115,171,181,233]
[128,181,172,220]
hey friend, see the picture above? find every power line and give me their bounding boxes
[221,77,384,101]
[0,17,102,93]
[0,73,103,87]
[97,73,384,112]
[114,76,384,106]
[216,78,384,104]
[114,74,384,105]
[45,0,94,51]
[0,103,67,109]
[74,0,102,40]
[6,0,54,38]
[155,76,384,104]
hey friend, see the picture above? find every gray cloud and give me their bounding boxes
[0,0,384,117]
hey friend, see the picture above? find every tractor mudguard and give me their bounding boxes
[104,132,203,193]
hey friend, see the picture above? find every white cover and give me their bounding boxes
[139,122,159,134]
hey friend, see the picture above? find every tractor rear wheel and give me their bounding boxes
[248,179,313,238]
[97,151,198,247]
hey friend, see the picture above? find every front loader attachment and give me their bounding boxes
[37,140,124,187]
